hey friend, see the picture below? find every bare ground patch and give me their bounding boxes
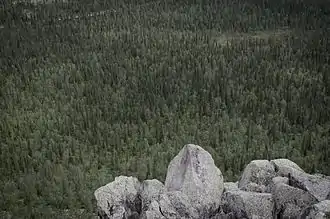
[212,27,292,46]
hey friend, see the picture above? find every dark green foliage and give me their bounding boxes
[1,0,330,218]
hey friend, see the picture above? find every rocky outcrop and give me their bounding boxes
[94,144,330,219]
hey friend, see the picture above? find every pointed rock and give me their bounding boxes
[165,144,224,217]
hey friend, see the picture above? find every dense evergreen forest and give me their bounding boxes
[1,0,330,218]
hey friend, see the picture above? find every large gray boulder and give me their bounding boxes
[238,160,275,190]
[272,183,318,218]
[292,173,330,202]
[294,173,330,202]
[301,200,330,219]
[221,190,274,219]
[165,144,224,217]
[94,176,141,219]
[276,165,330,202]
[140,179,165,211]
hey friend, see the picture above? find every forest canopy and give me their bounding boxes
[0,0,329,218]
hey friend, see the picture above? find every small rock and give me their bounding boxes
[94,176,141,219]
[295,174,330,202]
[140,179,164,211]
[221,190,274,219]
[277,166,330,201]
[140,201,166,219]
[146,191,199,219]
[272,183,318,218]
[224,182,239,192]
[238,160,275,189]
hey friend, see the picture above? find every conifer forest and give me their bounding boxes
[0,0,330,218]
